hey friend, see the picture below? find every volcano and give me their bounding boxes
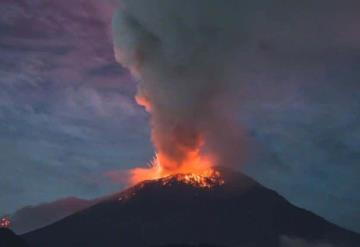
[23,170,360,247]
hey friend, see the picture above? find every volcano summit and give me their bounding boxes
[23,170,360,247]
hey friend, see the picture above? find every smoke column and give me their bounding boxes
[112,0,360,183]
[112,1,249,181]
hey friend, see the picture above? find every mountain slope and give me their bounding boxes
[10,197,96,234]
[0,228,28,247]
[23,171,360,247]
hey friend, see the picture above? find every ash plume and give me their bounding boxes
[112,0,360,176]
[112,1,248,172]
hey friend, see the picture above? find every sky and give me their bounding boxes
[0,0,359,233]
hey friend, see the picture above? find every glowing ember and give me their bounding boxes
[160,171,224,188]
[0,217,11,228]
[130,151,218,186]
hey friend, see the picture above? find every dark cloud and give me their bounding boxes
[0,0,152,217]
[0,180,24,197]
[0,42,73,54]
[87,62,126,77]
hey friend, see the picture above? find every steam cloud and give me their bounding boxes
[112,0,360,171]
[112,1,249,170]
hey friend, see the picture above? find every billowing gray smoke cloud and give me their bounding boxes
[112,0,360,173]
[112,1,250,169]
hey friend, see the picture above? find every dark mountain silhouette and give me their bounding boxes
[23,170,360,247]
[151,245,225,247]
[0,228,28,247]
[10,197,96,234]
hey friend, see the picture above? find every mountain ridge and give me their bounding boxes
[23,170,360,247]
[9,196,98,234]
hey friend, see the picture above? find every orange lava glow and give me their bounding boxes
[130,150,221,187]
[129,92,223,188]
[135,94,152,112]
[160,172,224,188]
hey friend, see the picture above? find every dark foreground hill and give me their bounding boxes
[0,228,28,247]
[23,171,360,247]
[151,245,224,247]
